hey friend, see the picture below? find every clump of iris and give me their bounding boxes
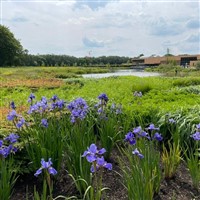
[50,95,66,111]
[0,133,19,158]
[28,93,36,105]
[10,101,16,110]
[67,98,89,123]
[191,123,200,141]
[124,124,163,145]
[28,96,49,114]
[95,93,109,119]
[82,143,112,172]
[7,110,26,129]
[110,103,122,115]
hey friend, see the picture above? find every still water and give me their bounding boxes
[82,69,160,78]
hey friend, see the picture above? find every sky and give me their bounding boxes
[1,0,200,57]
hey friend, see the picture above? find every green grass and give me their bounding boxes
[2,75,200,110]
[0,66,109,80]
[2,67,200,130]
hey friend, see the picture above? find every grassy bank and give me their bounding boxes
[1,67,200,128]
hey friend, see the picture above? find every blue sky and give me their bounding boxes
[1,0,200,57]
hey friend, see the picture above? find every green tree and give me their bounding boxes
[0,25,24,66]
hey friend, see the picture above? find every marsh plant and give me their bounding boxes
[11,94,66,172]
[185,125,200,190]
[162,141,182,179]
[64,98,96,194]
[95,94,124,160]
[0,133,19,200]
[120,124,162,200]
[33,158,57,200]
[82,144,112,200]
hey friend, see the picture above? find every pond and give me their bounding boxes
[82,69,161,78]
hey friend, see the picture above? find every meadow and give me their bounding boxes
[1,66,200,200]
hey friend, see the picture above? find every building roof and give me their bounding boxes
[140,54,200,65]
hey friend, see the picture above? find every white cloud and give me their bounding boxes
[1,1,200,56]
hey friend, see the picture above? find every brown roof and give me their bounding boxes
[144,54,200,65]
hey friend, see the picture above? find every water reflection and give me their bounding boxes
[82,69,160,78]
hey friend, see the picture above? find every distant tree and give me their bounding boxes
[138,54,144,58]
[0,25,24,66]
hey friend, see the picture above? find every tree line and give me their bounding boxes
[20,54,131,67]
[0,25,130,67]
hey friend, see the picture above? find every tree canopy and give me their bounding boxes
[0,25,24,66]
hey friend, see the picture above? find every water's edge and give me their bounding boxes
[82,69,160,78]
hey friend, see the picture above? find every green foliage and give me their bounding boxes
[119,140,161,200]
[0,66,109,80]
[185,148,200,190]
[162,141,182,179]
[96,105,127,160]
[172,77,200,87]
[159,107,200,152]
[64,116,96,194]
[183,139,200,190]
[33,180,48,200]
[20,112,66,172]
[0,25,24,66]
[0,156,18,200]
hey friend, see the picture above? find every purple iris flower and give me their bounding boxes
[147,124,159,131]
[7,110,18,121]
[51,95,59,102]
[67,98,88,123]
[90,156,112,173]
[28,104,38,114]
[1,134,19,157]
[0,144,18,158]
[111,104,122,114]
[124,132,136,145]
[28,100,49,114]
[133,126,142,135]
[4,133,19,143]
[191,132,200,141]
[41,119,48,128]
[16,118,25,128]
[51,100,65,110]
[28,93,35,103]
[34,158,57,177]
[0,140,3,147]
[140,131,150,139]
[98,107,103,114]
[169,118,176,124]
[56,100,65,109]
[153,132,163,141]
[196,123,200,130]
[1,145,12,157]
[116,104,122,114]
[82,144,106,163]
[41,96,48,104]
[10,101,16,109]
[132,148,144,159]
[111,103,116,110]
[98,93,109,102]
